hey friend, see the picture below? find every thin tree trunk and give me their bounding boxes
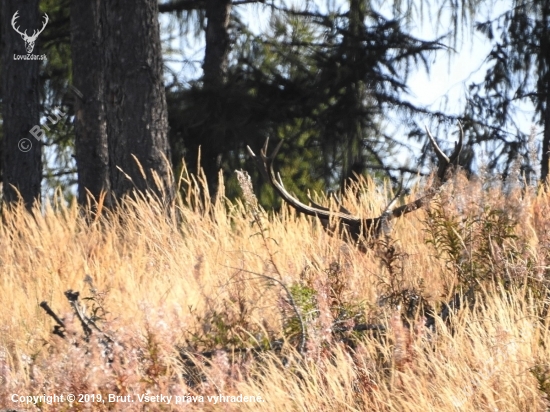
[541,1,550,185]
[201,0,232,194]
[102,0,174,202]
[203,0,231,88]
[542,83,550,185]
[1,0,42,209]
[71,0,111,207]
[341,0,367,189]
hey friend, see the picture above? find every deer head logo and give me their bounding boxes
[11,10,49,54]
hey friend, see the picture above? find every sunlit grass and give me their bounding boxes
[1,171,550,411]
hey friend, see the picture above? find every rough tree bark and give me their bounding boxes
[102,0,174,202]
[71,0,111,207]
[1,0,43,208]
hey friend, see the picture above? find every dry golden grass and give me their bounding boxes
[1,171,550,411]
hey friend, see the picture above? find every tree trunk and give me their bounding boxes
[541,0,550,185]
[102,0,174,202]
[1,0,42,209]
[71,0,111,207]
[542,83,550,185]
[203,0,231,88]
[341,0,367,189]
[200,0,232,194]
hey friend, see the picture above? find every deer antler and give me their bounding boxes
[247,124,463,244]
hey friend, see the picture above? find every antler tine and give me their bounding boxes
[273,170,357,220]
[426,122,464,182]
[425,127,449,165]
[248,141,270,183]
[382,178,404,215]
[261,136,270,157]
[387,123,464,222]
[258,137,283,161]
[448,121,464,164]
[246,144,256,158]
[248,138,361,223]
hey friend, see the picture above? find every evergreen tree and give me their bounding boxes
[463,0,550,184]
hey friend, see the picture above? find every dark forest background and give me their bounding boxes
[1,0,549,209]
